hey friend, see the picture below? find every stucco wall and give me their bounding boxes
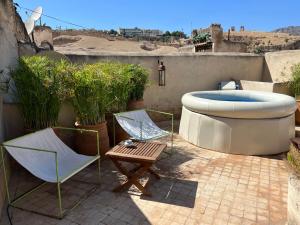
[64,52,264,115]
[33,26,53,47]
[0,0,31,216]
[263,50,300,82]
[0,1,18,72]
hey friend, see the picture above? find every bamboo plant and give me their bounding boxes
[72,63,112,125]
[126,64,149,101]
[12,56,73,130]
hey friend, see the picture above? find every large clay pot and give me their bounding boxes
[296,100,300,125]
[53,128,76,150]
[127,99,144,110]
[75,122,110,157]
[106,113,129,146]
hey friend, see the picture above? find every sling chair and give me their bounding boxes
[0,127,101,219]
[113,109,173,151]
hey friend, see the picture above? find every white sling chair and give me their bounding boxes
[113,109,173,150]
[0,127,101,219]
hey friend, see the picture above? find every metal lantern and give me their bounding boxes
[158,61,166,86]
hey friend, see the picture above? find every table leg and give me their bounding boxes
[148,168,160,180]
[111,159,153,195]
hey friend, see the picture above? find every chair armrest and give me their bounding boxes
[146,109,173,117]
[1,144,57,154]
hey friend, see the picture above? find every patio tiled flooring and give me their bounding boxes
[0,133,288,225]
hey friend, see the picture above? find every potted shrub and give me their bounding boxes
[127,64,149,110]
[289,64,300,125]
[98,62,134,145]
[11,56,72,131]
[72,63,111,156]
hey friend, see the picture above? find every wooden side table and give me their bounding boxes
[106,141,167,196]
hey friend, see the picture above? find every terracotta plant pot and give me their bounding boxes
[53,128,76,150]
[127,99,144,110]
[75,121,110,157]
[296,100,300,126]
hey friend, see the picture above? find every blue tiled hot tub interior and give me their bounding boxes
[194,93,265,102]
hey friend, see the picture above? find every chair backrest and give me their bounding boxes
[3,128,91,182]
[115,110,166,140]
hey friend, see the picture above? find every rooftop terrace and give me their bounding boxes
[0,123,289,225]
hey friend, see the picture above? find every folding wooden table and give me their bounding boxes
[106,141,167,196]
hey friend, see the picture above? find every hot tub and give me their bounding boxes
[179,90,296,155]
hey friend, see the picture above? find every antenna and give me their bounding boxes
[24,18,35,35]
[30,6,43,21]
[24,6,43,40]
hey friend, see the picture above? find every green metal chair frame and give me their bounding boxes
[0,127,101,219]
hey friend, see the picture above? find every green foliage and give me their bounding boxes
[11,56,73,129]
[12,56,149,128]
[253,46,264,54]
[192,33,211,44]
[126,64,149,101]
[288,145,300,174]
[289,64,300,97]
[108,29,118,35]
[72,61,144,124]
[163,30,187,39]
[72,63,109,125]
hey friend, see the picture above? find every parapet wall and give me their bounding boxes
[65,52,264,115]
[263,50,300,82]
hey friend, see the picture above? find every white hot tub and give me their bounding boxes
[179,90,296,155]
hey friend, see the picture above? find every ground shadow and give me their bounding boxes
[141,177,198,208]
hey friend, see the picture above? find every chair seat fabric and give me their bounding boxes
[4,128,98,183]
[115,110,169,141]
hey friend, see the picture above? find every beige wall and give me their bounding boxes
[0,0,19,216]
[216,40,247,53]
[240,80,291,95]
[64,52,264,115]
[263,50,300,82]
[33,26,53,47]
[0,0,31,215]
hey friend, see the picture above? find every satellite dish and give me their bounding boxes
[30,6,43,21]
[24,18,35,35]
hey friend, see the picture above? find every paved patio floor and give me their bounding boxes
[0,132,288,225]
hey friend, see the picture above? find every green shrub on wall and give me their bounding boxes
[289,64,300,98]
[12,56,74,130]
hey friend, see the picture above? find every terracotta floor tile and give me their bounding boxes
[1,132,288,225]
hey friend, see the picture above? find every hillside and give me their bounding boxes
[53,35,179,54]
[224,31,300,52]
[273,26,300,36]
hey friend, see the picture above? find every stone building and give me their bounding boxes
[192,24,247,53]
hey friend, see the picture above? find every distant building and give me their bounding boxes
[119,28,163,38]
[191,24,247,53]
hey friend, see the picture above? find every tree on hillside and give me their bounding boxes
[171,31,187,39]
[109,29,118,35]
[163,30,187,38]
[163,31,171,36]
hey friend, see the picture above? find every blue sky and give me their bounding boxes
[14,0,299,35]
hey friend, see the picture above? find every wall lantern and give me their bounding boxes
[158,61,166,86]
